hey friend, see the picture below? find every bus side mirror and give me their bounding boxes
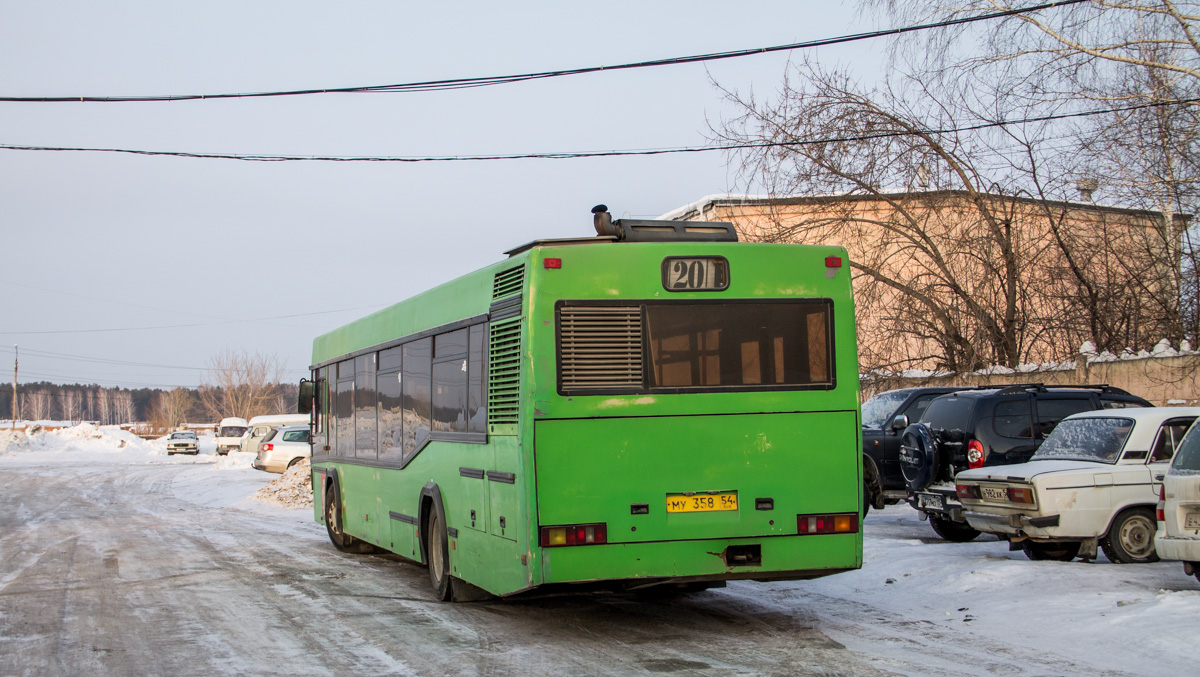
[298,379,315,415]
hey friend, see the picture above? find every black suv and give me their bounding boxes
[861,387,974,514]
[901,384,1150,541]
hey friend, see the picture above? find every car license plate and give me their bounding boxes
[1185,513,1200,530]
[917,493,944,511]
[981,486,1007,501]
[666,492,738,513]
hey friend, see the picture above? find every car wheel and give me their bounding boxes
[1100,507,1159,563]
[323,475,374,554]
[929,514,980,542]
[425,499,453,601]
[1022,540,1081,561]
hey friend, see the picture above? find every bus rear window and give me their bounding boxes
[646,302,832,388]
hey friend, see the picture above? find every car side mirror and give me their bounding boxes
[298,379,315,415]
[890,414,909,431]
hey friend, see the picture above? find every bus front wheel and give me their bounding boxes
[425,499,453,601]
[324,475,373,554]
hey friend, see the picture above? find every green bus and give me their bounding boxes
[301,210,863,600]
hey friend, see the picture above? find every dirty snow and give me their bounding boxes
[251,457,313,509]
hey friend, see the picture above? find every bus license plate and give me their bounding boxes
[667,493,738,513]
[1185,513,1200,530]
[981,486,1007,501]
[917,493,944,511]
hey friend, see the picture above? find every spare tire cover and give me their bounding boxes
[900,424,939,492]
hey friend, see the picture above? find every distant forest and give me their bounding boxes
[0,381,299,425]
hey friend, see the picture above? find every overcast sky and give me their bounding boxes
[0,1,883,390]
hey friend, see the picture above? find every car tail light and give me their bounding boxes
[539,523,607,547]
[1007,487,1034,504]
[1157,484,1166,522]
[261,443,273,452]
[797,513,859,535]
[957,484,981,499]
[967,440,985,469]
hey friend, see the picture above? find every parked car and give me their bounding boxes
[1155,422,1200,582]
[955,407,1199,562]
[241,414,310,454]
[861,387,972,514]
[166,430,199,455]
[901,384,1151,541]
[252,425,311,473]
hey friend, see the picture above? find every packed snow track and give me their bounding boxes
[1,453,1197,675]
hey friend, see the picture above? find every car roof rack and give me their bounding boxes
[990,383,1135,397]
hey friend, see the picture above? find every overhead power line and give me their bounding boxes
[0,302,389,335]
[0,1,1088,104]
[2,96,1195,164]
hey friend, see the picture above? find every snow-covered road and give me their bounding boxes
[1,427,1197,676]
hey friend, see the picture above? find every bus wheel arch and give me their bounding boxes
[324,471,373,554]
[419,483,453,601]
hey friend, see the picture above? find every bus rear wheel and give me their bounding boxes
[425,500,453,602]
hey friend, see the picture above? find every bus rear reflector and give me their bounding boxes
[540,523,607,547]
[544,258,562,269]
[825,256,843,268]
[797,513,858,535]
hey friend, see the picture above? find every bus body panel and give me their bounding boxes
[533,411,859,545]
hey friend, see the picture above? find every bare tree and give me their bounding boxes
[26,390,52,420]
[150,387,193,433]
[710,60,1177,371]
[57,389,82,422]
[112,390,135,424]
[198,350,288,421]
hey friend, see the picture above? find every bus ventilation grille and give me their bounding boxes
[558,306,644,390]
[488,317,522,425]
[493,265,525,299]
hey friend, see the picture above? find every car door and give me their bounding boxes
[1147,418,1196,500]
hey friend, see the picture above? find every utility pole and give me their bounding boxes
[11,345,16,430]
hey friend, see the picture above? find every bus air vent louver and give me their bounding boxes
[492,265,525,300]
[559,306,644,390]
[487,317,522,425]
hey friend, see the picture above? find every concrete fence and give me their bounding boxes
[861,353,1200,406]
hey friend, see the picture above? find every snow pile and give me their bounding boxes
[251,457,313,509]
[2,422,158,457]
[215,451,256,470]
[0,429,30,454]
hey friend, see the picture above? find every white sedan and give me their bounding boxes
[954,407,1200,562]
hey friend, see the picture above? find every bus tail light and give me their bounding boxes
[797,513,858,535]
[967,440,985,469]
[1007,487,1034,504]
[957,484,980,499]
[540,523,607,547]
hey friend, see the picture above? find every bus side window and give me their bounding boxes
[468,323,487,433]
[402,338,432,460]
[335,358,355,457]
[378,346,404,461]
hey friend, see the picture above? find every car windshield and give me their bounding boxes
[170,432,194,439]
[862,390,910,428]
[1032,417,1134,464]
[1170,424,1200,475]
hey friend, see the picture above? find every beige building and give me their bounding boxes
[665,191,1190,373]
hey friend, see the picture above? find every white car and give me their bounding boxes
[251,425,311,473]
[1154,424,1200,583]
[166,430,199,455]
[955,407,1200,562]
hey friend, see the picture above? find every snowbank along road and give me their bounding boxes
[1,426,1198,676]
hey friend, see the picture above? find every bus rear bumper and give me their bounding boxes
[538,533,861,586]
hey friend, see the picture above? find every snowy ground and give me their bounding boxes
[1,425,1197,675]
